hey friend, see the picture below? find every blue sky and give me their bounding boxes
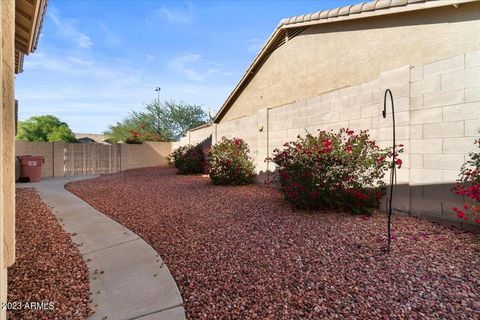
[16,0,356,133]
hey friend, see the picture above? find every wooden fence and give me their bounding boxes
[64,143,121,176]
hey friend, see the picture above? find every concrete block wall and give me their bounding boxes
[172,126,213,150]
[179,50,480,231]
[408,52,480,229]
[15,141,63,178]
[190,126,214,145]
[15,141,172,177]
[120,142,171,171]
[216,113,260,168]
[172,136,189,149]
[266,65,412,212]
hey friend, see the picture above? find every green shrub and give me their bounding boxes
[267,128,403,214]
[170,144,208,174]
[207,137,256,185]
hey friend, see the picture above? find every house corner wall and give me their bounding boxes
[1,0,16,318]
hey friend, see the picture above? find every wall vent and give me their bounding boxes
[286,26,308,41]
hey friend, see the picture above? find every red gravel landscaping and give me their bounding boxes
[9,188,92,320]
[66,167,480,319]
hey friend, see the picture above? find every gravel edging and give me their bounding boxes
[8,188,92,320]
[66,167,480,320]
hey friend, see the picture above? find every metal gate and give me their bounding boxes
[64,143,120,176]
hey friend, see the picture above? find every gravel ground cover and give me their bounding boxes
[66,167,480,320]
[9,188,92,320]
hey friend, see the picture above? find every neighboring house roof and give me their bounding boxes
[15,0,48,73]
[74,133,110,144]
[77,137,97,144]
[213,0,477,122]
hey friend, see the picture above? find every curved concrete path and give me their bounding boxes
[17,176,185,320]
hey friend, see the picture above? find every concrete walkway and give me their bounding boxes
[17,176,185,320]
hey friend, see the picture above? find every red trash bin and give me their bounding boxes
[18,155,44,182]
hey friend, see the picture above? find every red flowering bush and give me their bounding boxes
[125,130,143,144]
[452,138,480,223]
[207,137,255,185]
[125,128,166,144]
[267,128,403,214]
[169,143,208,174]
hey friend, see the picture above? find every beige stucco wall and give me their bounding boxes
[1,0,15,318]
[0,2,5,318]
[222,2,480,121]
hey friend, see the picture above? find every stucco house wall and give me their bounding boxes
[2,0,47,313]
[1,1,15,317]
[222,1,480,122]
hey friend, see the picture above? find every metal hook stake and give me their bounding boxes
[382,89,396,254]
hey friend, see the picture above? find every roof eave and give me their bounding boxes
[31,0,48,53]
[14,52,25,74]
[15,0,48,74]
[279,0,476,29]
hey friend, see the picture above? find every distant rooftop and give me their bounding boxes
[74,133,109,144]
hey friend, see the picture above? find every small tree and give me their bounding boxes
[140,100,208,141]
[105,100,208,143]
[104,121,139,144]
[17,115,77,142]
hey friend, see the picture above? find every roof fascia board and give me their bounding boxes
[27,0,42,52]
[32,0,48,52]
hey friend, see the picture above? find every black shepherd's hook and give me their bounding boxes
[383,89,395,254]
